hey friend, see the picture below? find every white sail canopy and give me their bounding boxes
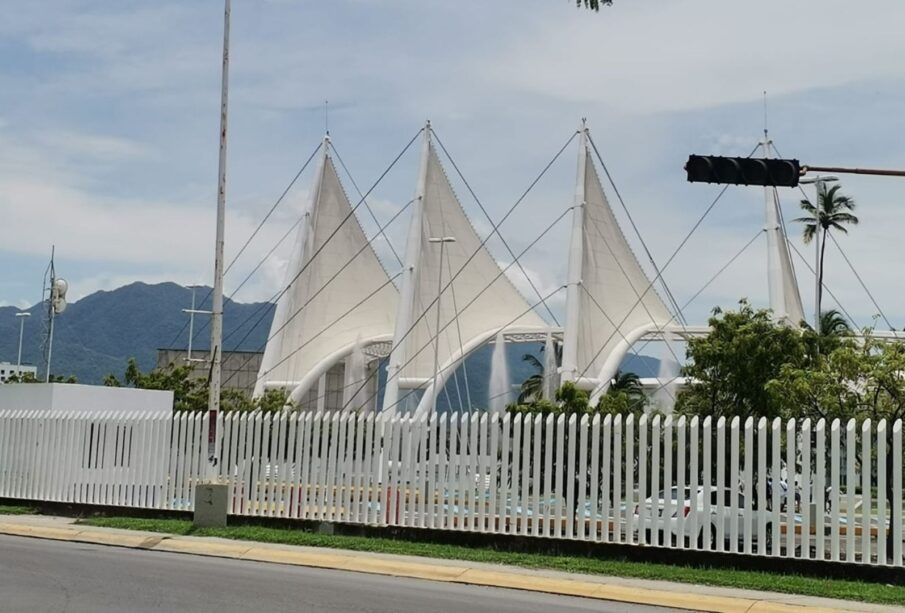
[563,139,673,389]
[385,139,547,412]
[254,149,398,397]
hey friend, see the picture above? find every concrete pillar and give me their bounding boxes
[193,483,229,528]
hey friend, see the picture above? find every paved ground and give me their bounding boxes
[0,534,684,613]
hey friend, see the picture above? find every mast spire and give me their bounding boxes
[560,118,588,385]
[760,92,805,325]
[382,120,431,418]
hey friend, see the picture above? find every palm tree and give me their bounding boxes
[818,309,851,338]
[608,370,643,400]
[794,184,858,332]
[518,353,545,403]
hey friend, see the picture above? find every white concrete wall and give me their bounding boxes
[0,383,173,414]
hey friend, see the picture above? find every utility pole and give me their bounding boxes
[207,0,230,474]
[194,0,231,529]
[43,247,67,383]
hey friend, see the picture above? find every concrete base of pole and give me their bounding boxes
[193,483,228,528]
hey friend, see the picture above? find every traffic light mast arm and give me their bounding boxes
[802,164,905,178]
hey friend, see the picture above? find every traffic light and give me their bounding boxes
[685,155,801,187]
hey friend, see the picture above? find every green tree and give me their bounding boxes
[794,185,858,332]
[767,333,905,561]
[105,358,291,413]
[675,300,808,419]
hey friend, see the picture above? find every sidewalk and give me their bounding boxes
[0,513,896,613]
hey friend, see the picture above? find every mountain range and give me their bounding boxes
[0,282,273,384]
[0,282,660,403]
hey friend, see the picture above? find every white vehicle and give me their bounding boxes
[633,486,775,550]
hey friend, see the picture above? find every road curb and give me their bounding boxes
[0,521,864,613]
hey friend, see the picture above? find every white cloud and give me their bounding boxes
[34,130,152,161]
[1,0,904,331]
[485,0,905,114]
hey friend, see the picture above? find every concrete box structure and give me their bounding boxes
[0,383,173,414]
[156,348,262,396]
[0,362,38,383]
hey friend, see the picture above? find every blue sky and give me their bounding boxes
[2,0,904,332]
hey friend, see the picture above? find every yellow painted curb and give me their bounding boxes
[748,604,843,613]
[71,530,158,548]
[0,522,867,613]
[0,522,80,541]
[240,547,353,570]
[340,556,470,582]
[154,538,252,559]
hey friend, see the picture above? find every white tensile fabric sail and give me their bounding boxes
[385,141,546,412]
[563,143,673,388]
[254,151,398,398]
[766,186,805,325]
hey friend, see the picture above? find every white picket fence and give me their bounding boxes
[0,409,902,566]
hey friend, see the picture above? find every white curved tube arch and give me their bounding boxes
[286,333,394,407]
[410,325,551,419]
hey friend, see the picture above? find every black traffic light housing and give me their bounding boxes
[685,155,801,187]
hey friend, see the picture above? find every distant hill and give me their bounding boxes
[0,282,273,384]
[0,282,661,404]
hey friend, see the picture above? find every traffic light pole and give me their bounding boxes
[802,165,905,178]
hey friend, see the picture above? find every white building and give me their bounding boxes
[0,362,37,383]
[0,383,174,414]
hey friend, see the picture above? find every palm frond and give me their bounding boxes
[829,212,859,225]
[798,200,817,215]
[795,222,817,244]
[577,0,612,9]
[522,353,543,372]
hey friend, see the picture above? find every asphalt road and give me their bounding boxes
[0,535,688,613]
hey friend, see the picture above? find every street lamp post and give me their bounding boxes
[428,237,456,413]
[15,312,30,373]
[800,175,838,332]
[182,285,211,364]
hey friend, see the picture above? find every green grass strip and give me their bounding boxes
[0,505,38,516]
[77,516,905,606]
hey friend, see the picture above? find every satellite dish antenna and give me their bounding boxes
[54,278,68,297]
[52,278,68,314]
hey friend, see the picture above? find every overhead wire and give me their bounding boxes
[579,194,687,385]
[223,197,415,387]
[573,143,761,384]
[166,141,323,349]
[342,285,569,417]
[329,141,405,268]
[786,240,859,328]
[216,128,424,379]
[321,132,577,410]
[827,233,894,330]
[433,130,562,326]
[290,287,570,417]
[773,140,887,329]
[332,204,577,415]
[587,132,687,327]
